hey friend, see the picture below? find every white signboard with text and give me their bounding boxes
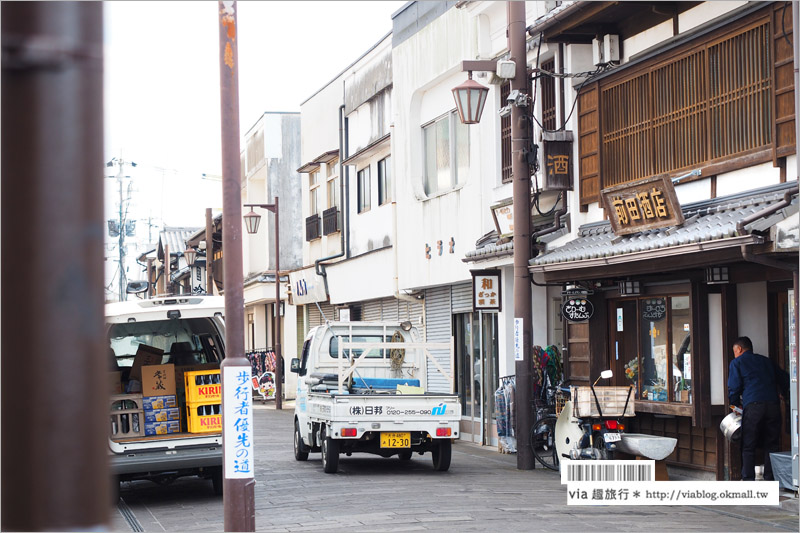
[223,366,254,479]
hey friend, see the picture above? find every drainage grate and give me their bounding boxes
[117,497,144,532]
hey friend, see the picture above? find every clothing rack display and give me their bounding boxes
[246,348,276,376]
[495,375,517,453]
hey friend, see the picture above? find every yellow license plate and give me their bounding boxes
[380,432,411,448]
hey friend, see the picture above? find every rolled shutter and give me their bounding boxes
[424,286,452,393]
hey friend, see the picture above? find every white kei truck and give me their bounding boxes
[290,321,461,473]
[106,296,226,497]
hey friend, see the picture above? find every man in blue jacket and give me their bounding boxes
[728,336,790,481]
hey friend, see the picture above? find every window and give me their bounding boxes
[357,166,371,213]
[580,17,778,207]
[378,156,391,205]
[628,295,692,404]
[309,171,320,215]
[423,110,470,196]
[329,335,391,358]
[541,58,557,131]
[108,318,224,368]
[326,161,339,210]
[500,83,512,184]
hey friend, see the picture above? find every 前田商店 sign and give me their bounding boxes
[600,175,684,236]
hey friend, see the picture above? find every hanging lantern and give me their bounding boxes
[451,72,489,125]
[243,209,261,234]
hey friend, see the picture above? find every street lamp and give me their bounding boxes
[452,3,534,471]
[243,198,283,410]
[183,246,197,267]
[451,72,490,124]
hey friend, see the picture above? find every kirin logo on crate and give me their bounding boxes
[186,370,222,403]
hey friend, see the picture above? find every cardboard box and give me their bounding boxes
[130,345,164,381]
[109,371,123,394]
[142,395,177,410]
[143,407,181,423]
[141,364,176,397]
[144,420,180,436]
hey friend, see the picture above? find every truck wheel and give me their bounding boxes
[321,426,339,474]
[431,440,451,471]
[210,466,223,495]
[294,420,309,461]
[398,451,412,461]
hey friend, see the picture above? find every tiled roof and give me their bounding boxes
[464,221,567,263]
[159,226,202,257]
[531,182,798,268]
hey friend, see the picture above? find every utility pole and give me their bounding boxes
[508,1,534,471]
[106,157,136,301]
[217,2,255,530]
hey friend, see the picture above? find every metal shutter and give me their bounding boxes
[451,281,472,313]
[362,300,382,321]
[382,298,399,321]
[307,302,335,328]
[424,286,452,393]
[296,305,306,354]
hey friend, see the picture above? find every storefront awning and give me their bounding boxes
[530,182,798,282]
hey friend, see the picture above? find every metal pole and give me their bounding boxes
[206,207,214,295]
[509,1,535,470]
[217,2,255,530]
[274,197,283,410]
[119,166,126,301]
[792,2,800,491]
[1,2,107,530]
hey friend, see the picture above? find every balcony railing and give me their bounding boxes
[322,206,339,235]
[305,213,321,241]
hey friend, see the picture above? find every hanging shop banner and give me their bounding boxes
[471,269,501,312]
[600,175,684,236]
[641,298,667,321]
[562,297,594,322]
[289,267,328,305]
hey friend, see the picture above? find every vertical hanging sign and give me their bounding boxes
[223,366,254,479]
[471,269,502,312]
[514,318,523,361]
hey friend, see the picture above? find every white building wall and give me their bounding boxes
[737,282,769,356]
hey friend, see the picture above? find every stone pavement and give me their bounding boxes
[111,401,799,532]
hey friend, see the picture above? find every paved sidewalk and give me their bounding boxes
[111,402,799,532]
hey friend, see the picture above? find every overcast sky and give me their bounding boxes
[103,1,405,227]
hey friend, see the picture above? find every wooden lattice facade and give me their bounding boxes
[578,4,795,210]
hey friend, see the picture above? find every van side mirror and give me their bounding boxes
[290,358,301,373]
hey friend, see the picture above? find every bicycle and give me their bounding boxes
[530,380,568,470]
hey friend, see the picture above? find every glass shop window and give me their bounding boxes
[635,295,691,404]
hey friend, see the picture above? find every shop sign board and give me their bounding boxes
[472,269,501,312]
[601,175,684,236]
[641,298,667,321]
[562,297,593,322]
[289,267,328,305]
[543,139,573,190]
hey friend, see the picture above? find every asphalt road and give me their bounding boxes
[111,402,799,532]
